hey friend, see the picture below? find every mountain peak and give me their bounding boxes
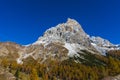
[34,18,88,45]
[66,18,82,28]
[66,18,78,24]
[33,18,120,56]
[0,18,119,65]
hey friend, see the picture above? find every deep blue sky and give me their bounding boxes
[0,0,120,45]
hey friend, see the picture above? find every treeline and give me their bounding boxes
[1,50,120,80]
[107,50,120,59]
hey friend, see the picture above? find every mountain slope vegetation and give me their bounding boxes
[1,50,120,80]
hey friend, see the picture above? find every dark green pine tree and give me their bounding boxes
[14,69,19,80]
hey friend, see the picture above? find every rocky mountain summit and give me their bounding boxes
[33,18,97,57]
[0,18,119,64]
[33,18,119,57]
[34,18,88,45]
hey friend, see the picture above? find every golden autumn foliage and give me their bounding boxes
[1,50,120,80]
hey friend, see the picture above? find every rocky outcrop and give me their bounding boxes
[0,67,16,80]
[102,75,120,80]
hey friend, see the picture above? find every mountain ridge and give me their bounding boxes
[0,18,119,64]
[33,18,119,55]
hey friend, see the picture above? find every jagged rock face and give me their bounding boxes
[33,18,120,57]
[33,18,120,56]
[90,36,113,47]
[32,19,99,58]
[33,19,99,57]
[90,36,119,55]
[34,18,90,47]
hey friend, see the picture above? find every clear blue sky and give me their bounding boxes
[0,0,120,45]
